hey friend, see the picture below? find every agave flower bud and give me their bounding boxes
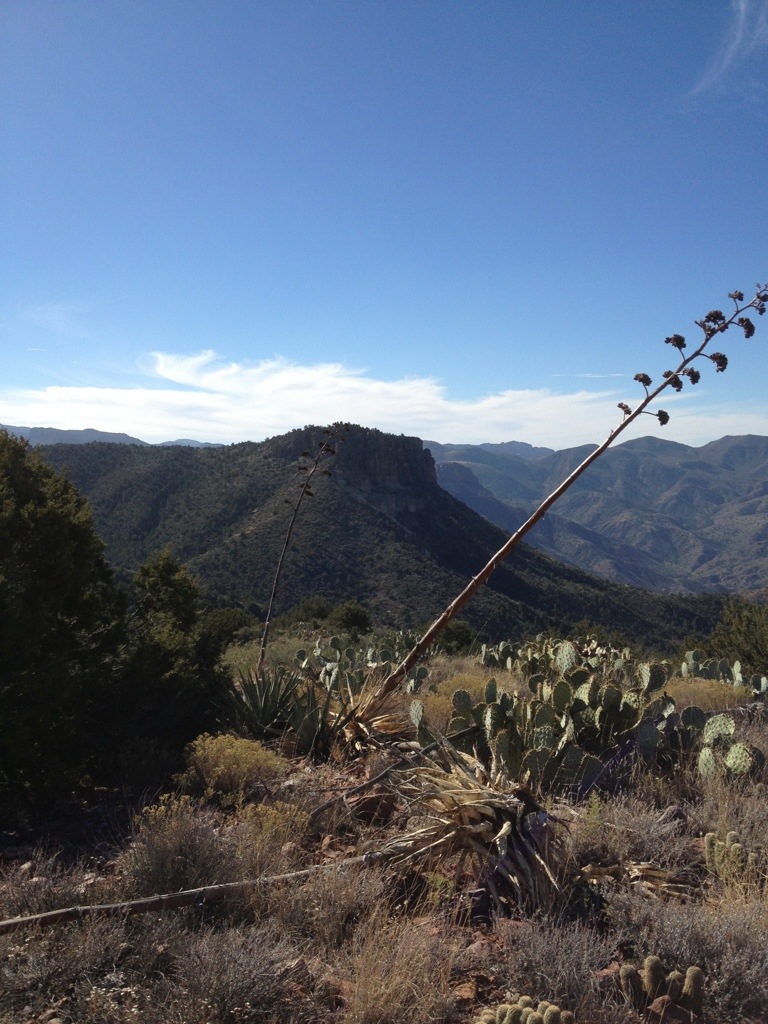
[664,334,686,349]
[709,352,728,372]
[738,316,755,338]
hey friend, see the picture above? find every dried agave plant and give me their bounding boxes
[338,671,413,750]
[383,741,566,914]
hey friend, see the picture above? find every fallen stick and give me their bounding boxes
[0,852,383,936]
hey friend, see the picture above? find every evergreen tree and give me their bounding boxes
[0,431,124,812]
[113,550,228,773]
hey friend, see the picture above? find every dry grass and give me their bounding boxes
[121,795,243,900]
[4,655,768,1024]
[607,888,768,1022]
[664,674,755,711]
[566,790,699,871]
[338,910,456,1024]
[495,917,621,1021]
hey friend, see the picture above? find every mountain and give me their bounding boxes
[38,425,723,650]
[428,434,768,593]
[426,440,555,462]
[0,424,219,447]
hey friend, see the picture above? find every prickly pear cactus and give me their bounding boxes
[724,740,765,775]
[409,698,433,747]
[696,714,765,780]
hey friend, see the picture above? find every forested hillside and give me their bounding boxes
[41,425,724,649]
[429,434,768,592]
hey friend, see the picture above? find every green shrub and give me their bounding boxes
[0,430,124,815]
[708,595,768,674]
[177,732,290,806]
[330,598,373,637]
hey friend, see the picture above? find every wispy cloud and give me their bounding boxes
[690,0,768,96]
[1,350,767,449]
[22,302,90,338]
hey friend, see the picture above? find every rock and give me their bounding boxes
[647,994,702,1023]
[453,979,477,1002]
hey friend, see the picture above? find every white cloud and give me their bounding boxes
[1,350,767,449]
[690,0,768,96]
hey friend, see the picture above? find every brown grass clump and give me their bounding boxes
[566,791,697,872]
[495,916,618,1021]
[608,888,768,1021]
[664,674,754,711]
[170,922,302,1022]
[277,862,391,952]
[0,849,120,920]
[338,909,456,1024]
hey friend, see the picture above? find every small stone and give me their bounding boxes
[647,994,701,1024]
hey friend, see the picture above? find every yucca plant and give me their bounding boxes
[224,661,413,759]
[290,669,412,758]
[220,665,302,741]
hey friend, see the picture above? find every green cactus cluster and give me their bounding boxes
[620,956,704,1016]
[704,829,765,885]
[474,995,575,1024]
[447,638,690,794]
[696,713,765,780]
[446,679,604,793]
[482,634,640,688]
[296,635,428,695]
[429,633,768,795]
[681,650,768,694]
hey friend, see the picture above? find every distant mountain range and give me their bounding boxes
[0,423,220,447]
[8,420,765,600]
[35,425,723,651]
[426,434,768,594]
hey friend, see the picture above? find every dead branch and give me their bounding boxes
[0,852,381,936]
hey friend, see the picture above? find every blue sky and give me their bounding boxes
[1,0,766,447]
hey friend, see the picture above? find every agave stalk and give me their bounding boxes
[257,424,348,672]
[377,285,767,697]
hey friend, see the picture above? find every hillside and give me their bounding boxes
[39,425,722,650]
[429,434,768,593]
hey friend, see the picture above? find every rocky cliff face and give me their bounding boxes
[273,425,437,519]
